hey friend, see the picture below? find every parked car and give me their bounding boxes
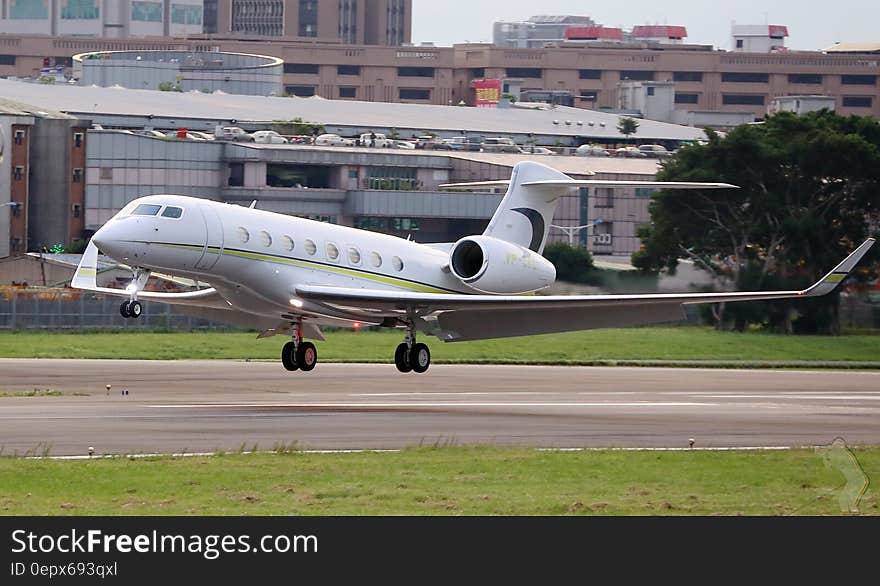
[252,130,289,144]
[637,144,671,158]
[415,136,453,150]
[165,131,207,141]
[187,131,215,141]
[314,133,354,147]
[481,137,522,153]
[360,132,395,148]
[575,145,610,157]
[393,140,416,150]
[614,146,648,158]
[217,126,253,142]
[134,129,167,139]
[521,146,554,155]
[441,136,468,150]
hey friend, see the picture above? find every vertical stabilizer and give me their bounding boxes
[483,161,574,254]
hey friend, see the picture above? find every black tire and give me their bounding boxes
[281,341,299,372]
[297,342,318,372]
[128,301,143,319]
[120,301,131,319]
[410,343,431,374]
[394,343,412,373]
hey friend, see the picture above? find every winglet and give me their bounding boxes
[71,241,100,291]
[803,238,876,297]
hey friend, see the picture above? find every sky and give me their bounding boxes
[411,0,880,51]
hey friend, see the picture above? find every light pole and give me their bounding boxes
[551,219,602,247]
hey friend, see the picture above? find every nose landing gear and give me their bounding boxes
[119,300,143,319]
[395,322,431,374]
[281,319,318,373]
[119,269,149,320]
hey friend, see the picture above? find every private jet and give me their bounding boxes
[73,161,875,374]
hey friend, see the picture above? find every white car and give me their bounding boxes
[314,133,354,147]
[393,140,416,150]
[165,131,207,141]
[134,130,167,139]
[522,146,554,155]
[217,126,253,142]
[252,130,289,144]
[188,131,215,141]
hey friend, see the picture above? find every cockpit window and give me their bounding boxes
[132,204,162,216]
[161,206,183,219]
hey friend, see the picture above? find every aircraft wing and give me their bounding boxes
[72,242,230,309]
[296,239,875,342]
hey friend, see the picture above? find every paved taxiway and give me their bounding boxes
[1,360,879,455]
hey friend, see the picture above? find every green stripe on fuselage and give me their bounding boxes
[152,242,455,295]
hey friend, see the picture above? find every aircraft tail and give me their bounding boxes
[483,161,574,255]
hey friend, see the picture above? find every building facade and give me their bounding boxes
[0,0,204,38]
[0,35,877,116]
[493,15,596,49]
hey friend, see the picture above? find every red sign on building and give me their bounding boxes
[473,79,502,108]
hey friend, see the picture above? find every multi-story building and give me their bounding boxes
[0,32,877,117]
[210,0,411,45]
[493,15,596,49]
[0,0,204,38]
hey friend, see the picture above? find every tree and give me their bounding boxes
[617,117,639,141]
[271,118,325,136]
[543,243,595,284]
[633,111,880,334]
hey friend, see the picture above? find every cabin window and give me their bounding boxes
[348,247,361,265]
[282,235,295,251]
[304,239,317,256]
[161,206,183,219]
[132,204,162,216]
[326,242,340,261]
[238,227,250,243]
[260,231,272,247]
[392,256,404,272]
[370,252,383,268]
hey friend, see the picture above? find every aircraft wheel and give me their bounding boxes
[120,301,131,319]
[128,301,143,319]
[297,342,318,372]
[394,343,412,373]
[281,341,299,372]
[410,343,431,374]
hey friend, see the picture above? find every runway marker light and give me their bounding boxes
[105,384,111,395]
[689,438,696,449]
[353,322,362,330]
[88,447,95,457]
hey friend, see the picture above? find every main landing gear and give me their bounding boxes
[394,323,431,375]
[281,320,318,373]
[119,300,143,319]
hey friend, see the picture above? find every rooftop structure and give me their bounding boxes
[493,15,596,49]
[731,24,789,53]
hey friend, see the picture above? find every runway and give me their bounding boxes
[1,360,879,455]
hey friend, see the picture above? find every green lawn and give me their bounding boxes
[0,448,876,516]
[0,328,878,364]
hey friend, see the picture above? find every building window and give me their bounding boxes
[10,0,49,18]
[62,0,100,19]
[721,72,770,83]
[0,55,15,66]
[841,75,877,86]
[100,167,113,179]
[842,96,873,108]
[14,129,25,144]
[72,204,81,218]
[171,4,202,25]
[339,86,357,98]
[675,93,699,104]
[73,132,84,148]
[286,85,316,97]
[594,188,614,208]
[391,218,420,232]
[399,88,430,101]
[673,71,703,82]
[619,71,655,81]
[367,167,418,190]
[469,68,486,78]
[722,94,766,105]
[298,0,318,37]
[337,64,361,75]
[506,67,542,79]
[72,168,83,183]
[284,63,319,74]
[736,39,744,49]
[397,67,434,77]
[579,69,602,80]
[131,1,161,21]
[13,166,24,181]
[789,73,822,84]
[647,87,655,96]
[228,162,244,187]
[580,90,598,101]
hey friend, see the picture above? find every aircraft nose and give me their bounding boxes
[92,221,131,261]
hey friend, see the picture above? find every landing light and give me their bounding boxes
[290,299,304,308]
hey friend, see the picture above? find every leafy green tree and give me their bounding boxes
[633,111,880,334]
[271,118,325,136]
[617,117,639,141]
[543,243,595,284]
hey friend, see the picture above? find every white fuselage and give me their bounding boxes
[92,195,477,322]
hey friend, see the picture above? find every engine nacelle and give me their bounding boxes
[449,236,556,294]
